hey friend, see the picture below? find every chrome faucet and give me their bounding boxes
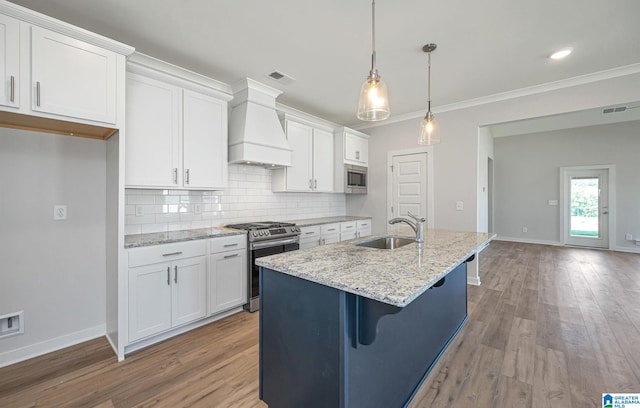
[388,212,426,244]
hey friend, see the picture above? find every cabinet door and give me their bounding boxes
[357,220,372,238]
[322,233,340,245]
[208,249,247,315]
[172,256,207,327]
[313,128,334,192]
[345,133,368,166]
[285,120,313,191]
[31,26,117,124]
[128,262,172,342]
[125,74,181,187]
[340,231,357,242]
[0,15,19,108]
[300,237,320,250]
[183,89,228,189]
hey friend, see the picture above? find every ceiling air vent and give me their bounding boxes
[602,106,627,114]
[266,70,295,85]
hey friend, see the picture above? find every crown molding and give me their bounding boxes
[353,63,640,131]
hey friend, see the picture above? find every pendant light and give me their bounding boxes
[357,0,390,121]
[419,43,440,145]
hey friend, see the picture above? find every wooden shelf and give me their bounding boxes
[0,111,117,140]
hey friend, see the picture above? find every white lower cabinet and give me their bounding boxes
[356,219,372,238]
[128,241,206,342]
[340,221,357,241]
[208,235,247,315]
[321,223,341,245]
[299,225,321,249]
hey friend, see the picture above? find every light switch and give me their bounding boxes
[456,201,464,211]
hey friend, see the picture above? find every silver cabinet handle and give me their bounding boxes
[173,168,178,184]
[10,75,15,102]
[36,81,41,107]
[185,169,190,185]
[224,253,239,259]
[344,225,354,229]
[174,265,178,283]
[309,179,313,189]
[305,231,315,235]
[321,238,326,245]
[314,179,317,189]
[223,243,238,247]
[166,267,170,286]
[162,251,183,257]
[327,228,336,232]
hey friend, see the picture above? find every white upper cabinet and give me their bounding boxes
[272,114,334,192]
[182,89,228,190]
[283,120,314,191]
[313,128,334,192]
[125,54,232,190]
[0,4,133,138]
[335,127,369,167]
[0,14,19,108]
[31,26,117,124]
[344,131,369,165]
[126,73,180,187]
[334,127,370,193]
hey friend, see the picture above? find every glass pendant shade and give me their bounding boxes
[357,70,390,121]
[419,111,440,145]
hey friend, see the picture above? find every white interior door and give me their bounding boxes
[389,153,428,231]
[563,168,609,248]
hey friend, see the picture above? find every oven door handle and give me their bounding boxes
[251,237,300,250]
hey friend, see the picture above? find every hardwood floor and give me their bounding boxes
[1,241,639,407]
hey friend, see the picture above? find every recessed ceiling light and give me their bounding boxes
[550,47,573,60]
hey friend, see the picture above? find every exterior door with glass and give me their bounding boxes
[563,168,609,248]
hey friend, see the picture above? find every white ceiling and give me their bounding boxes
[9,0,640,127]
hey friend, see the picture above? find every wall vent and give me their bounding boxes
[602,106,627,114]
[266,70,295,85]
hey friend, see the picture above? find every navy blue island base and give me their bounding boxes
[259,261,469,408]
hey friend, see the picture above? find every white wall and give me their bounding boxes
[124,164,347,234]
[348,72,640,281]
[494,120,640,251]
[0,128,107,367]
[349,72,640,233]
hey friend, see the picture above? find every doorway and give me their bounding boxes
[387,148,434,230]
[560,166,614,248]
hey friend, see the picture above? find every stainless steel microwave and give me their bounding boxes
[345,164,367,194]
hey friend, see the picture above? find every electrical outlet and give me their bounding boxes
[456,201,464,211]
[0,311,24,338]
[522,227,528,233]
[194,204,202,214]
[54,205,67,220]
[135,206,144,217]
[626,233,633,240]
[548,200,558,206]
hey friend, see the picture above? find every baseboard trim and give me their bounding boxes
[614,246,640,254]
[123,307,243,356]
[467,276,481,286]
[494,236,563,246]
[0,324,106,368]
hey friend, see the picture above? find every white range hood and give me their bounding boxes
[228,78,292,167]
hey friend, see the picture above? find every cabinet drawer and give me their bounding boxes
[340,221,356,232]
[300,225,321,238]
[321,223,340,235]
[356,219,371,230]
[209,234,247,253]
[128,240,207,267]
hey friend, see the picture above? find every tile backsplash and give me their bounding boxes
[125,164,346,235]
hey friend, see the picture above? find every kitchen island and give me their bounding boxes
[256,228,495,408]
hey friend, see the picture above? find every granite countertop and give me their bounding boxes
[256,227,495,307]
[288,215,372,227]
[125,227,245,249]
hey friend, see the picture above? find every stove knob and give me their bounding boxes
[252,231,259,237]
[259,231,265,236]
[265,231,270,236]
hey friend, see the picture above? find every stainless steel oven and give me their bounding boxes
[225,222,300,312]
[345,164,367,194]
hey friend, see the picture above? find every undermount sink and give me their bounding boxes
[352,236,415,250]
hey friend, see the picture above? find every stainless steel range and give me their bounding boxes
[226,221,300,312]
